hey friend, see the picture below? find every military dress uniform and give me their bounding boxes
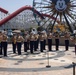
[34,34,39,51]
[54,32,59,51]
[70,35,76,55]
[2,34,8,57]
[0,32,3,55]
[26,31,30,50]
[64,32,70,51]
[29,33,35,53]
[24,33,29,52]
[36,34,39,49]
[11,34,17,53]
[43,32,47,50]
[16,34,24,55]
[47,32,52,51]
[39,33,44,52]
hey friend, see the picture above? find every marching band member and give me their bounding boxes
[34,34,39,51]
[11,33,17,53]
[36,34,39,49]
[39,32,44,52]
[70,35,76,55]
[29,32,35,53]
[43,31,47,50]
[64,32,70,51]
[2,33,8,57]
[27,31,30,50]
[47,32,53,51]
[16,33,24,55]
[24,32,29,52]
[54,32,60,51]
[0,32,3,55]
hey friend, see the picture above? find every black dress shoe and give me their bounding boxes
[49,50,52,51]
[4,55,7,57]
[65,50,68,51]
[56,49,59,51]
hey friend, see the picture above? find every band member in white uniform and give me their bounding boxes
[47,32,53,51]
[70,35,76,55]
[64,32,70,51]
[11,33,17,53]
[34,34,39,51]
[24,32,29,52]
[39,32,44,52]
[0,32,3,55]
[2,33,8,57]
[43,32,47,50]
[29,33,35,53]
[16,33,24,55]
[54,32,60,51]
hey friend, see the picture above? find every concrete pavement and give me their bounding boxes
[0,44,76,75]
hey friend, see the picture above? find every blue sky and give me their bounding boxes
[0,0,33,13]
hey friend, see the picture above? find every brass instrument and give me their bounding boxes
[39,33,44,41]
[17,36,24,42]
[48,33,52,39]
[54,32,59,39]
[2,34,7,42]
[34,34,39,41]
[30,34,35,41]
[64,32,70,40]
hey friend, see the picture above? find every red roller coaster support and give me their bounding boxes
[0,6,60,26]
[0,7,8,14]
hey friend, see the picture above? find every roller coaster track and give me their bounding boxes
[0,7,8,14]
[0,6,60,26]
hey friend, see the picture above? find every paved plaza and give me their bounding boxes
[0,44,76,75]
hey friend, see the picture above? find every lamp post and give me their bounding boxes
[46,51,51,68]
[72,62,76,75]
